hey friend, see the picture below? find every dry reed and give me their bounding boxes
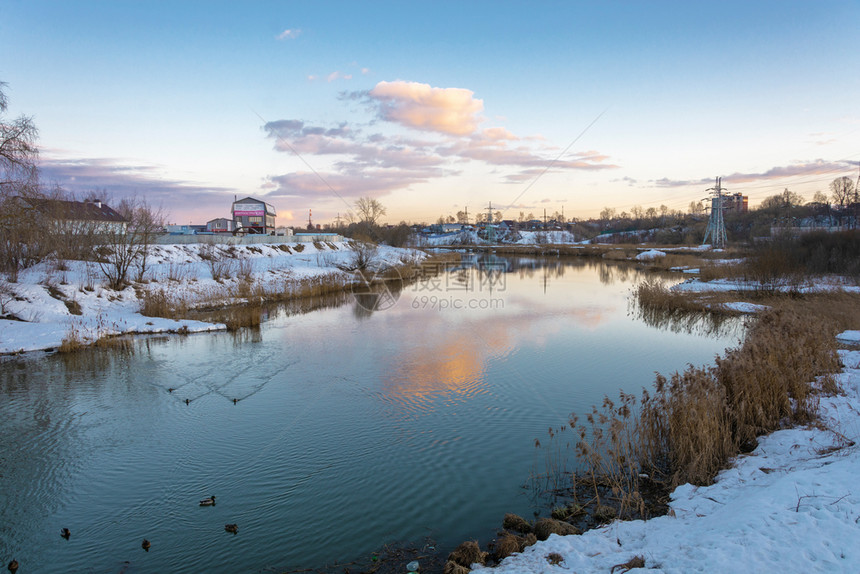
[537,297,847,528]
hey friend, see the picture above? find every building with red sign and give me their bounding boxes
[231,197,276,234]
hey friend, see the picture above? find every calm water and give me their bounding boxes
[0,255,744,573]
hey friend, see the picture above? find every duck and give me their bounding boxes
[224,523,238,534]
[199,495,216,506]
[61,527,71,539]
[232,398,238,404]
[141,539,151,552]
[185,398,190,405]
[7,560,18,573]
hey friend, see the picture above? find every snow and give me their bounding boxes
[837,331,860,344]
[672,277,860,295]
[720,301,769,314]
[420,230,586,247]
[0,241,424,355]
[635,249,666,261]
[485,344,860,573]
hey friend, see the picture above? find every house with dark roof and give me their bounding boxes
[22,197,128,235]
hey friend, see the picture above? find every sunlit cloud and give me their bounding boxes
[261,81,619,216]
[652,159,853,188]
[277,29,301,40]
[368,80,484,136]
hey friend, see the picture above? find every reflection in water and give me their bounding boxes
[0,253,746,573]
[632,301,748,339]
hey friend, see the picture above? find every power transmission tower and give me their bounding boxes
[854,164,860,229]
[702,177,727,249]
[486,201,496,243]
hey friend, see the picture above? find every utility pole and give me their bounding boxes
[702,177,727,249]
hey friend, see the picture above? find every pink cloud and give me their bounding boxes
[368,81,484,136]
[653,159,852,188]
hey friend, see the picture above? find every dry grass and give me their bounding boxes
[535,295,849,527]
[139,289,189,319]
[222,305,264,330]
[58,324,86,353]
[635,277,711,314]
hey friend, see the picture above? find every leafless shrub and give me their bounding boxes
[235,256,254,281]
[166,262,189,282]
[0,281,14,315]
[200,244,235,281]
[336,240,378,271]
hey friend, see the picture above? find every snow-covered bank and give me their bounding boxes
[673,277,860,295]
[484,338,860,573]
[421,229,585,247]
[0,241,424,354]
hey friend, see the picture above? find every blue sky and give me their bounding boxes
[2,0,858,225]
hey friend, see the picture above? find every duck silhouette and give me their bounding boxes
[61,527,71,539]
[199,495,216,506]
[8,560,19,573]
[141,539,151,552]
[224,523,238,534]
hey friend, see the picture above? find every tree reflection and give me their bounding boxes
[632,301,747,338]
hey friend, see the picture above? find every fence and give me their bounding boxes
[154,233,344,246]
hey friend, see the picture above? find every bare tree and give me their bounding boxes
[0,81,44,280]
[354,197,387,227]
[0,81,39,189]
[830,176,854,210]
[97,197,163,289]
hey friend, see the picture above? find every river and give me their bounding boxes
[0,254,744,572]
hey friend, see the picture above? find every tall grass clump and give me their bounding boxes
[714,308,840,451]
[139,289,189,319]
[635,277,707,314]
[638,307,839,490]
[59,324,86,353]
[539,306,843,526]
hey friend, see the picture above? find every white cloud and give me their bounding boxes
[327,71,353,82]
[277,29,301,40]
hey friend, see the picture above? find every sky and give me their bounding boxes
[1,0,858,226]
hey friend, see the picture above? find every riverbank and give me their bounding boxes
[449,269,860,573]
[484,331,860,573]
[0,241,427,355]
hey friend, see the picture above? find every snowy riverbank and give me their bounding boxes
[483,337,860,573]
[0,241,424,355]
